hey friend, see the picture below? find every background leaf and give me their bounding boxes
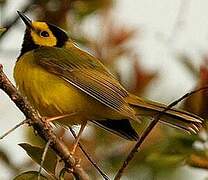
[13,171,48,180]
[0,28,6,36]
[19,143,57,175]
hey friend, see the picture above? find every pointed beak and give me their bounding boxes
[17,11,32,28]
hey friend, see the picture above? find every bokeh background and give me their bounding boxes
[1,0,208,179]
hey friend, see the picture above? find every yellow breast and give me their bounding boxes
[14,51,122,125]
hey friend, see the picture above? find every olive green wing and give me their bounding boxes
[34,46,136,120]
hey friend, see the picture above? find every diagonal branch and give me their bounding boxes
[0,119,29,140]
[0,0,35,41]
[114,86,208,180]
[0,64,89,180]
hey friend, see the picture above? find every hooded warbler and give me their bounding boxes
[14,11,203,153]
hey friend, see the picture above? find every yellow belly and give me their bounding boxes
[14,52,123,125]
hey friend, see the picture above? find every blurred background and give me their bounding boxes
[1,0,208,179]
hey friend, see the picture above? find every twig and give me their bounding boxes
[69,127,110,180]
[114,86,208,180]
[0,65,89,180]
[0,119,29,140]
[38,140,52,180]
[0,0,35,41]
[168,0,190,42]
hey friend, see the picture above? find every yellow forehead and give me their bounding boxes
[32,21,49,30]
[30,21,57,47]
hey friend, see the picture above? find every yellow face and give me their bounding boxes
[30,22,57,47]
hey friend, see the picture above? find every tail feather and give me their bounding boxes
[128,94,203,133]
[91,119,139,141]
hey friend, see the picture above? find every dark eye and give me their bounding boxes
[40,31,49,37]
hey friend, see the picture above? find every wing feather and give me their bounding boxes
[34,46,136,119]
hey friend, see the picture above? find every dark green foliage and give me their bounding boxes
[14,171,48,180]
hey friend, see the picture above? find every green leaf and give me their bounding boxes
[13,171,48,180]
[19,143,57,175]
[72,0,112,20]
[146,153,185,169]
[0,27,6,36]
[0,0,6,5]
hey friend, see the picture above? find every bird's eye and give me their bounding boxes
[40,31,49,37]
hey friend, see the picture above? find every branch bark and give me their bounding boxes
[0,65,89,180]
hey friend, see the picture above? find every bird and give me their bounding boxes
[14,11,203,154]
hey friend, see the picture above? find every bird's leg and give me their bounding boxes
[70,122,87,155]
[46,113,77,122]
[41,113,77,131]
[41,113,86,154]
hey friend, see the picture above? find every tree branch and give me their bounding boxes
[0,0,35,41]
[0,65,89,180]
[114,86,208,180]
